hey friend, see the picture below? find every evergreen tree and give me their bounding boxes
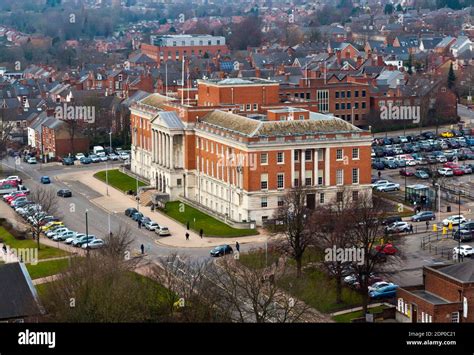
[447,62,456,89]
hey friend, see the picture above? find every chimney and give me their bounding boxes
[336,50,342,64]
[285,73,290,82]
[356,56,363,68]
[377,55,384,66]
[345,51,351,59]
[255,68,261,78]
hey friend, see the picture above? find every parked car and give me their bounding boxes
[437,168,453,177]
[372,161,385,170]
[144,221,160,231]
[27,157,37,164]
[381,216,402,225]
[414,170,429,179]
[80,157,92,164]
[371,180,390,189]
[452,167,465,176]
[82,239,105,249]
[131,212,144,221]
[375,243,398,255]
[75,153,85,161]
[156,226,171,236]
[72,235,96,247]
[385,221,411,234]
[108,153,120,161]
[65,233,85,245]
[57,189,72,198]
[369,284,399,299]
[441,131,454,138]
[459,165,473,174]
[47,228,70,239]
[89,155,101,163]
[125,208,138,217]
[411,211,436,222]
[6,175,22,184]
[442,215,467,226]
[368,281,394,292]
[210,244,233,257]
[453,245,474,257]
[399,168,414,177]
[62,157,74,166]
[53,230,77,242]
[453,229,474,242]
[41,221,64,232]
[40,176,51,184]
[375,183,400,192]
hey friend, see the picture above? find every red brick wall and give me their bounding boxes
[198,83,280,108]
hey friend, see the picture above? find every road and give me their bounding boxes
[0,157,258,262]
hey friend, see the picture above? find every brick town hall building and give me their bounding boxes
[130,78,372,226]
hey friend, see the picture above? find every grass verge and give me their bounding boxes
[26,258,70,280]
[94,169,146,193]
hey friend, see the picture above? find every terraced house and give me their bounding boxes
[130,80,372,227]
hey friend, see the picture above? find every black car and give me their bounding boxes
[210,245,234,257]
[381,215,402,226]
[422,131,436,139]
[411,211,435,222]
[454,229,474,242]
[372,161,385,170]
[57,189,72,197]
[125,207,138,217]
[131,212,144,221]
[62,157,74,166]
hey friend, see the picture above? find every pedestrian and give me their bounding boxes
[138,220,142,229]
[378,171,381,179]
[235,241,240,252]
[186,221,190,230]
[426,220,429,231]
[185,232,189,240]
[409,224,414,234]
[2,244,7,254]
[199,228,203,239]
[140,244,144,255]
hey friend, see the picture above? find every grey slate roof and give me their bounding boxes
[437,261,474,283]
[0,263,43,320]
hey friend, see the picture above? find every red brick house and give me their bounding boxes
[397,262,474,323]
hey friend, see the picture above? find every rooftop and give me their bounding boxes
[198,77,278,86]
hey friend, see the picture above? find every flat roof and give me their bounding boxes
[410,290,452,305]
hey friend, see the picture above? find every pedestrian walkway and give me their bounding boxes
[57,169,270,248]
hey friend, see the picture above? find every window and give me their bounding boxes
[335,91,340,98]
[319,193,325,204]
[317,90,329,113]
[177,179,182,186]
[347,103,351,110]
[261,197,268,208]
[217,40,221,45]
[352,168,359,184]
[335,103,340,110]
[318,176,323,185]
[277,196,284,207]
[305,150,312,161]
[337,191,343,203]
[336,169,344,185]
[355,90,359,97]
[352,190,358,201]
[336,149,343,160]
[305,177,312,186]
[362,90,366,97]
[299,115,304,120]
[277,152,284,164]
[253,103,258,111]
[354,102,359,109]
[261,174,268,190]
[451,312,459,323]
[341,91,345,98]
[260,153,268,165]
[277,173,284,189]
[352,148,359,159]
[347,91,351,98]
[294,178,299,187]
[246,104,251,111]
[294,150,299,161]
[362,102,366,109]
[341,103,346,110]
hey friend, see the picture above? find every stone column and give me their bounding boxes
[325,148,330,186]
[301,149,306,186]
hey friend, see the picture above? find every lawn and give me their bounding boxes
[163,201,259,237]
[239,247,362,314]
[94,169,146,193]
[0,227,70,260]
[332,305,387,323]
[26,258,70,280]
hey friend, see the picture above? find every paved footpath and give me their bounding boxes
[57,169,270,249]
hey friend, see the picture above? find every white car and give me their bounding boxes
[100,155,108,162]
[442,215,467,226]
[376,183,400,192]
[75,153,85,161]
[144,221,160,231]
[108,153,119,161]
[46,227,68,238]
[454,245,474,257]
[371,180,390,188]
[438,168,453,176]
[53,230,77,242]
[65,233,85,244]
[155,226,171,236]
[27,157,37,164]
[119,152,130,160]
[82,239,105,249]
[6,175,22,183]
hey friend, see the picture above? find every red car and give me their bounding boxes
[399,168,414,177]
[444,162,459,169]
[452,168,464,176]
[6,193,27,205]
[375,243,398,255]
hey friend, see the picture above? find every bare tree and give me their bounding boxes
[0,109,14,159]
[272,186,314,278]
[311,189,354,304]
[19,186,60,250]
[99,224,134,260]
[207,256,310,323]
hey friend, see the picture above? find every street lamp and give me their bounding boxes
[85,209,89,257]
[435,183,441,225]
[458,191,462,263]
